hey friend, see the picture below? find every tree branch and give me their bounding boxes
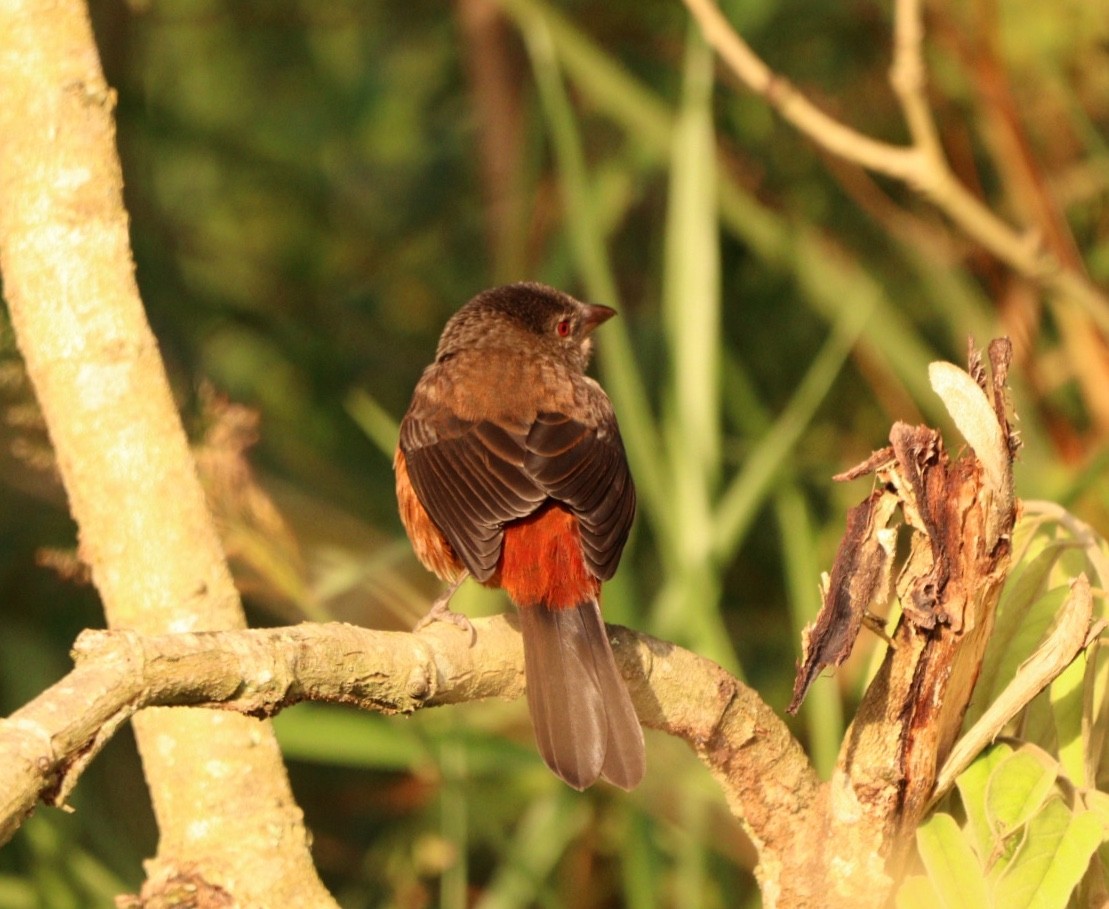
[680,0,1109,332]
[889,0,943,163]
[681,0,916,177]
[0,1,335,904]
[0,617,820,897]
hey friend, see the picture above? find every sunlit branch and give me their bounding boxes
[0,617,819,872]
[680,0,1109,332]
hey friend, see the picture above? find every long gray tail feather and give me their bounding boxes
[517,600,645,790]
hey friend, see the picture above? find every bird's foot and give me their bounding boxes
[413,577,475,644]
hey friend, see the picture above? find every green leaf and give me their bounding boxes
[1082,639,1109,789]
[973,584,1070,728]
[994,799,1105,909]
[957,742,1015,860]
[972,541,1069,717]
[895,875,943,909]
[916,812,991,909]
[1050,656,1088,787]
[1080,789,1109,831]
[1008,516,1054,571]
[985,746,1059,840]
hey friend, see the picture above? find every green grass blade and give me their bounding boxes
[474,790,591,909]
[663,25,721,498]
[714,294,872,561]
[620,809,662,909]
[648,23,735,666]
[273,704,427,769]
[504,0,948,422]
[345,387,400,460]
[498,0,673,155]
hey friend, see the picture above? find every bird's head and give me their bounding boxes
[436,282,616,372]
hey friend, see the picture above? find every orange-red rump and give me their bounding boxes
[496,503,600,608]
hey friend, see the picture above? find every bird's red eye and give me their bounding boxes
[556,320,572,338]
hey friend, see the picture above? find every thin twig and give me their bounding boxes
[680,0,1109,332]
[681,0,916,177]
[890,0,943,163]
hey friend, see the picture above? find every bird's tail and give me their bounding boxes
[517,598,645,790]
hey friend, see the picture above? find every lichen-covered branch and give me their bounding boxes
[0,617,820,903]
[0,1,335,904]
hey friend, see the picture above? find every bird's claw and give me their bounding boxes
[413,579,476,645]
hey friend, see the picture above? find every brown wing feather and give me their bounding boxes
[401,415,543,582]
[394,448,463,582]
[523,410,636,580]
[399,399,635,584]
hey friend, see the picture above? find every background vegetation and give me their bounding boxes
[1,0,1107,906]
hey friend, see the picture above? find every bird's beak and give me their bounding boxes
[580,304,617,335]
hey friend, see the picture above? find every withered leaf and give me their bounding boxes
[788,488,899,714]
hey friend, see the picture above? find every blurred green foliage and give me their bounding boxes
[1,0,1108,905]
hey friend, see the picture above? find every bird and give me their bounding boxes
[394,282,644,791]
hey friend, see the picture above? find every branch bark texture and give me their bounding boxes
[0,1,334,905]
[0,618,822,903]
[810,343,1022,905]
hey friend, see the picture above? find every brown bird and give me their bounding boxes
[394,282,644,790]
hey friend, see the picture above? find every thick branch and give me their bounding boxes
[0,617,821,899]
[0,1,334,904]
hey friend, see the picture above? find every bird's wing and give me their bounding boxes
[401,401,635,583]
[400,409,545,581]
[523,409,636,581]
